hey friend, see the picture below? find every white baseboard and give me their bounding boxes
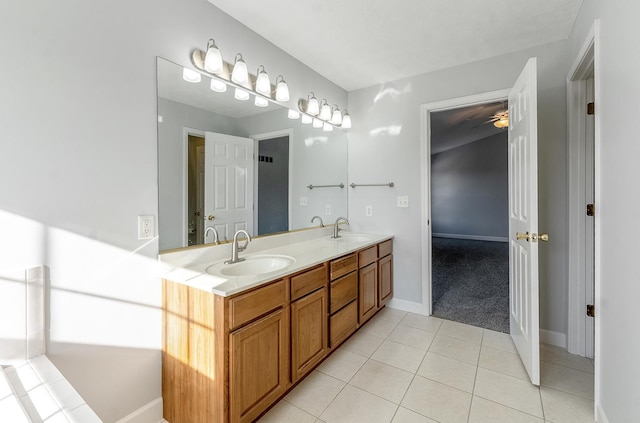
[432,233,508,243]
[596,404,609,423]
[540,329,566,348]
[387,298,426,315]
[115,397,163,423]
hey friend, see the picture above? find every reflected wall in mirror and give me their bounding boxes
[157,58,348,251]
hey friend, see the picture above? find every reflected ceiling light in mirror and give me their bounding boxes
[313,118,323,128]
[319,99,331,120]
[288,109,300,119]
[234,87,250,101]
[254,95,269,107]
[330,106,342,125]
[204,39,223,74]
[275,76,290,101]
[341,112,352,129]
[231,54,249,85]
[301,114,312,124]
[182,67,201,83]
[323,122,333,132]
[210,78,227,93]
[306,93,320,116]
[255,65,271,97]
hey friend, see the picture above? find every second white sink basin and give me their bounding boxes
[330,233,376,243]
[206,255,295,277]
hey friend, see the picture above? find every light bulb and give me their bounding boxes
[313,118,323,128]
[319,100,331,120]
[323,122,333,132]
[255,66,271,97]
[210,78,227,93]
[234,88,250,101]
[182,67,201,83]
[255,96,269,107]
[307,93,319,116]
[275,76,290,101]
[331,107,342,125]
[301,114,312,124]
[231,54,248,85]
[204,39,223,74]
[288,109,300,119]
[341,113,352,129]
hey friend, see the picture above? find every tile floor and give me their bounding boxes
[257,308,595,423]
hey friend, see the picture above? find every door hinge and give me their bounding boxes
[587,102,595,115]
[587,304,595,317]
[586,203,595,217]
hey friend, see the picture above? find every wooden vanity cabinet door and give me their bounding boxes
[291,287,328,382]
[359,263,378,324]
[230,307,290,423]
[378,254,393,306]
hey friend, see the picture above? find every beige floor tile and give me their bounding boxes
[439,320,484,344]
[387,324,435,351]
[468,396,543,423]
[401,376,472,423]
[482,329,517,353]
[320,385,398,423]
[541,344,594,373]
[350,360,414,404]
[417,352,477,393]
[479,345,529,380]
[257,400,317,423]
[399,313,443,333]
[371,340,427,373]
[341,331,385,358]
[391,407,438,423]
[540,361,594,400]
[540,386,595,423]
[473,367,543,418]
[285,371,346,416]
[376,307,408,323]
[429,334,481,365]
[361,316,400,338]
[316,349,368,382]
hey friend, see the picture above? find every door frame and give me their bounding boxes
[182,127,206,248]
[420,89,511,315]
[250,129,294,233]
[566,18,600,408]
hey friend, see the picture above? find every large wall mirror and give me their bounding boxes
[157,57,348,252]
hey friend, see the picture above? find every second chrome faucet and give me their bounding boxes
[225,229,252,264]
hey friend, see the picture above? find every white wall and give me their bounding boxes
[0,0,346,421]
[347,40,570,334]
[569,2,640,421]
[431,133,508,240]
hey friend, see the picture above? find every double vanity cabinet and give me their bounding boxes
[162,236,393,423]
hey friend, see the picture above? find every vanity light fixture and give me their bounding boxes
[341,111,352,129]
[323,122,334,132]
[255,65,271,97]
[330,106,343,125]
[312,118,323,128]
[231,54,249,85]
[319,99,331,121]
[288,109,300,119]
[306,93,320,116]
[275,75,290,102]
[182,67,201,83]
[301,114,312,124]
[204,39,224,74]
[210,78,227,93]
[234,87,250,101]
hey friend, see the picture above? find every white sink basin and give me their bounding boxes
[330,233,376,243]
[206,255,295,277]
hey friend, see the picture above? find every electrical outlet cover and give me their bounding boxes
[138,215,155,239]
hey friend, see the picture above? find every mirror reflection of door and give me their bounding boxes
[256,136,290,236]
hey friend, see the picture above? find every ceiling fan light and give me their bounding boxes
[231,54,248,85]
[341,113,352,129]
[319,100,331,120]
[275,76,290,101]
[210,78,227,93]
[204,39,223,74]
[494,118,509,128]
[182,67,201,83]
[288,109,300,119]
[301,114,312,124]
[255,65,271,97]
[234,87,250,101]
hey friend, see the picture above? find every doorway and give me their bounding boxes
[256,135,290,235]
[429,101,510,332]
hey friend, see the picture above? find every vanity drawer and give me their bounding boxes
[378,239,393,258]
[330,271,358,314]
[358,246,377,268]
[228,279,287,331]
[291,264,327,301]
[330,300,358,348]
[330,253,357,280]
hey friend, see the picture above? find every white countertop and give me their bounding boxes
[160,232,393,297]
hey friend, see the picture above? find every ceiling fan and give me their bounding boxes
[486,109,509,128]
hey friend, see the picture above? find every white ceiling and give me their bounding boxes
[208,0,583,91]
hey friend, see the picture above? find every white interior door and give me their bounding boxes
[508,58,541,386]
[204,132,254,242]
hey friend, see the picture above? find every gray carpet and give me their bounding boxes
[431,237,509,333]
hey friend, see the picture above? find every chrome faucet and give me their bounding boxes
[311,215,324,227]
[225,230,252,264]
[332,216,349,238]
[204,226,219,244]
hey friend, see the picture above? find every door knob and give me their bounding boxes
[537,233,549,242]
[207,215,215,221]
[516,231,530,241]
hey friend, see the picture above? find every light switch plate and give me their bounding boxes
[299,196,308,206]
[397,196,409,208]
[138,215,155,239]
[366,205,373,216]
